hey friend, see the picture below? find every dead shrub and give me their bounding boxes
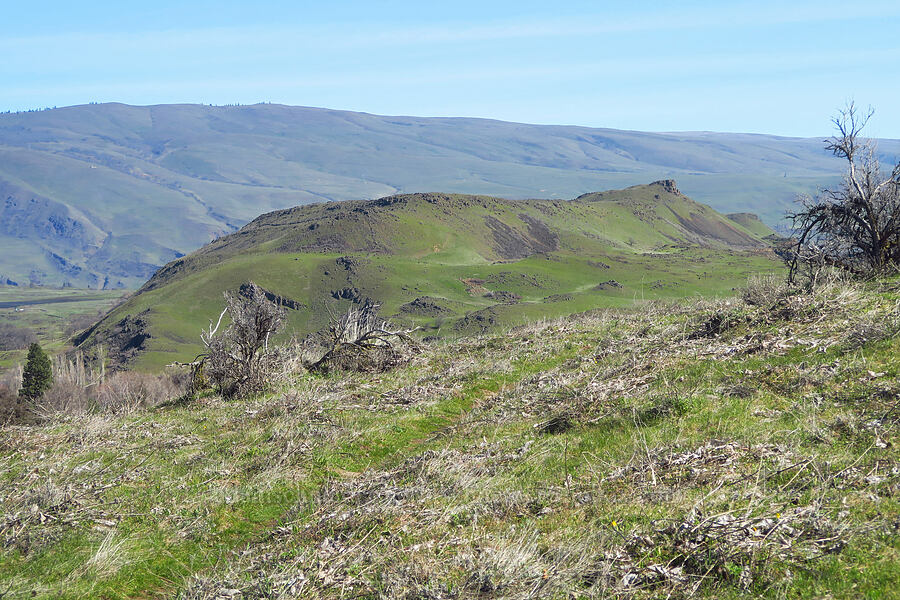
[95,371,188,413]
[649,506,847,590]
[33,352,103,416]
[842,313,900,350]
[0,382,39,425]
[577,504,851,595]
[788,103,900,281]
[0,323,37,351]
[201,282,286,399]
[741,273,790,307]
[31,366,187,418]
[688,309,744,339]
[0,365,22,395]
[307,300,418,374]
[37,378,93,416]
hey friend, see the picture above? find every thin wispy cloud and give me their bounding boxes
[5,0,900,53]
[8,45,897,97]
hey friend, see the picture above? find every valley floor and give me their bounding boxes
[0,287,126,371]
[1,276,899,598]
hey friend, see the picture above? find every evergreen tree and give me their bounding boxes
[19,343,53,401]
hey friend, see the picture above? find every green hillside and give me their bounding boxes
[2,102,887,287]
[726,212,779,239]
[3,275,899,598]
[74,181,783,371]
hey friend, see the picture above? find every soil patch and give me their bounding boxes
[460,278,488,296]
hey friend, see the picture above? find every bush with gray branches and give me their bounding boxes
[308,299,418,374]
[200,282,286,398]
[788,102,900,282]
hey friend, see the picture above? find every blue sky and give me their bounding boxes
[3,1,899,137]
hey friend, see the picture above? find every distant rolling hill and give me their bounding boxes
[73,181,783,371]
[2,102,896,288]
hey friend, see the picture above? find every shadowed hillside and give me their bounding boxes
[73,181,782,371]
[2,102,891,287]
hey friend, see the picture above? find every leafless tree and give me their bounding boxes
[308,299,418,373]
[788,102,900,282]
[201,282,286,398]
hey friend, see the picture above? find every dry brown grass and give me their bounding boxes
[33,365,188,419]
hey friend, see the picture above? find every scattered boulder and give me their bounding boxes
[651,179,681,195]
[483,290,521,304]
[587,260,611,270]
[335,256,367,274]
[400,296,452,317]
[453,307,499,333]
[79,309,153,369]
[594,280,623,291]
[331,287,362,303]
[239,282,304,310]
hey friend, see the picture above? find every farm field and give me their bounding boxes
[0,287,125,370]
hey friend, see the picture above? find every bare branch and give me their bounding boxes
[788,102,900,282]
[197,281,287,398]
[308,299,419,373]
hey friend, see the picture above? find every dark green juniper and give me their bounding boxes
[19,342,53,400]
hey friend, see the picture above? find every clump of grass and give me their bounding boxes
[741,272,790,307]
[80,529,131,579]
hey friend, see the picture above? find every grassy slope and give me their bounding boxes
[726,212,779,238]
[1,277,898,598]
[75,183,783,371]
[3,102,886,286]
